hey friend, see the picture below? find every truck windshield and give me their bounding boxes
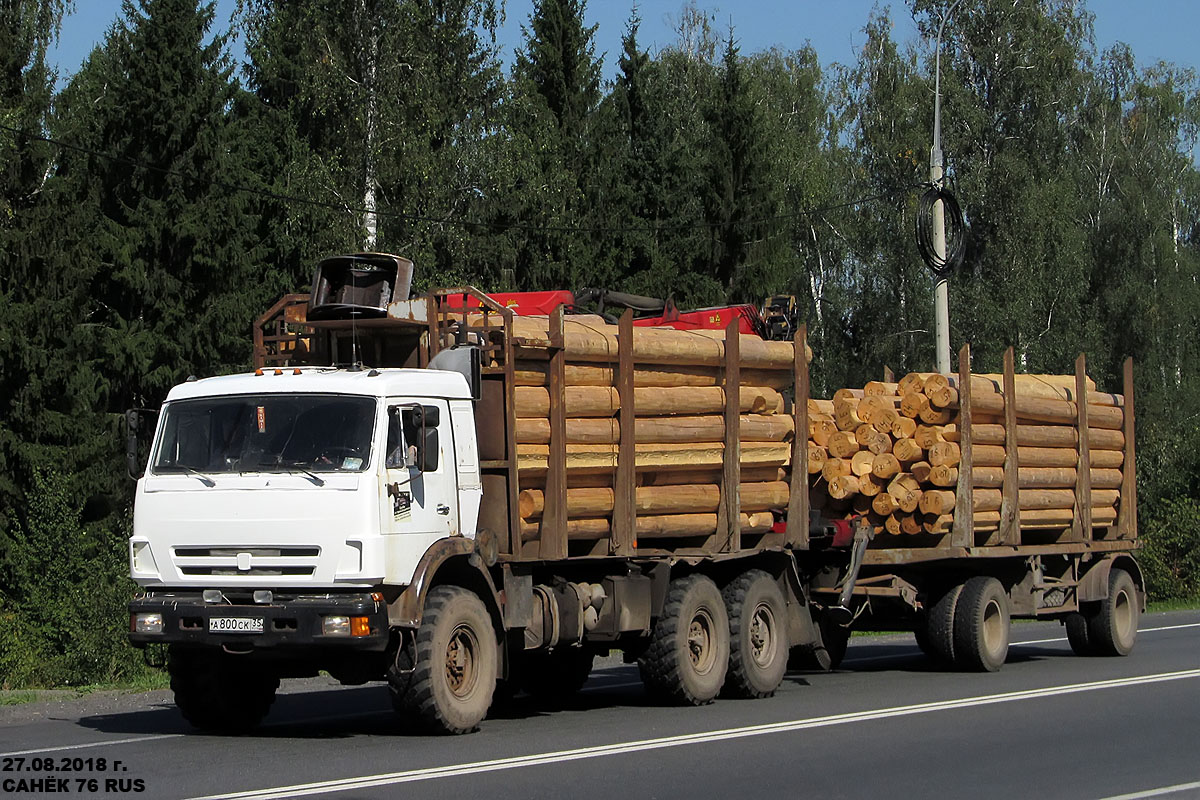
[152,394,377,474]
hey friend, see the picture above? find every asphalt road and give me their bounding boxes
[2,609,1198,800]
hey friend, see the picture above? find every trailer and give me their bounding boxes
[127,253,1142,734]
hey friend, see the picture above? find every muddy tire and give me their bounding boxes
[391,586,497,734]
[639,574,729,705]
[924,584,964,665]
[169,646,278,733]
[722,570,788,698]
[952,576,1010,672]
[1088,568,1139,656]
[914,620,934,657]
[1064,612,1095,655]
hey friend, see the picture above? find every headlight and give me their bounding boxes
[132,612,163,634]
[322,615,370,636]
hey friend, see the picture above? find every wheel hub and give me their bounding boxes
[687,609,716,675]
[445,624,479,698]
[749,603,776,667]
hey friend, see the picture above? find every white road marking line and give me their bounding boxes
[844,622,1200,664]
[188,668,1200,800]
[1098,780,1200,799]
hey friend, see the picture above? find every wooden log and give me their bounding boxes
[639,467,786,486]
[941,391,1124,430]
[513,361,793,389]
[900,512,924,535]
[828,475,862,500]
[858,473,885,497]
[807,444,827,474]
[516,441,793,473]
[919,488,1121,515]
[942,424,1125,450]
[910,460,933,483]
[929,465,958,487]
[872,453,902,480]
[919,489,957,516]
[834,388,865,404]
[969,444,1125,469]
[827,431,861,458]
[850,450,877,477]
[872,492,899,516]
[900,392,929,419]
[834,399,863,431]
[918,404,954,425]
[888,474,922,513]
[519,511,776,542]
[864,381,900,396]
[970,467,1123,490]
[892,438,924,463]
[898,372,938,395]
[891,416,918,440]
[514,384,786,418]
[914,425,945,449]
[809,418,838,446]
[923,506,1119,535]
[822,457,853,483]
[923,373,1119,408]
[518,480,791,519]
[928,441,961,467]
[508,316,798,369]
[515,414,794,445]
[884,514,903,536]
[872,407,901,435]
[809,398,835,416]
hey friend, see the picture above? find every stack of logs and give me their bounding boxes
[806,372,1126,539]
[508,315,805,544]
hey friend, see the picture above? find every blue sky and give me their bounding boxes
[48,0,1200,85]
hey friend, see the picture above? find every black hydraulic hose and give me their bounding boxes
[915,184,967,278]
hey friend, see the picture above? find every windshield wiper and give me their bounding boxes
[181,466,216,487]
[276,461,325,486]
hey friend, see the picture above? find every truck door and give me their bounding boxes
[382,400,458,538]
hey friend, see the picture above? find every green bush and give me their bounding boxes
[0,470,155,689]
[1139,496,1200,602]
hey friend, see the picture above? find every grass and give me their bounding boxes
[0,691,41,706]
[1147,597,1200,613]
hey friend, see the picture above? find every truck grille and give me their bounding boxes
[172,546,321,577]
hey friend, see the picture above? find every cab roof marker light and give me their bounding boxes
[254,368,264,376]
[274,368,283,375]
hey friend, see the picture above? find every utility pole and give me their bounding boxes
[930,0,964,375]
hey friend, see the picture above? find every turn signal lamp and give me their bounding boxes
[350,617,371,637]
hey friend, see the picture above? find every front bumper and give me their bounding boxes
[129,590,390,651]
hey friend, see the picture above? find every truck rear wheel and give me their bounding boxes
[722,570,788,697]
[1064,612,1095,655]
[391,585,497,734]
[952,576,1010,672]
[923,584,964,665]
[168,646,279,733]
[1088,568,1139,656]
[639,574,729,705]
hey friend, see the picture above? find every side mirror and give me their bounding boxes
[401,405,441,472]
[124,408,158,480]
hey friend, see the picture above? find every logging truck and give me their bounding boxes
[125,253,1143,733]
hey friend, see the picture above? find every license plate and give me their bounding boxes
[209,617,264,634]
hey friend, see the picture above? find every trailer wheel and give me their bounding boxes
[168,646,278,733]
[639,574,729,705]
[391,585,497,734]
[1064,612,1095,656]
[952,576,1010,672]
[1087,568,1139,656]
[923,584,964,665]
[722,570,788,698]
[521,646,595,706]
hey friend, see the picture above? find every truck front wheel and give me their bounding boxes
[391,585,497,734]
[639,574,729,705]
[168,646,279,733]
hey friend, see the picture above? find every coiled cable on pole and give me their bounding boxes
[915,184,966,278]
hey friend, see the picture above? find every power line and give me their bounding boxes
[0,122,919,236]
